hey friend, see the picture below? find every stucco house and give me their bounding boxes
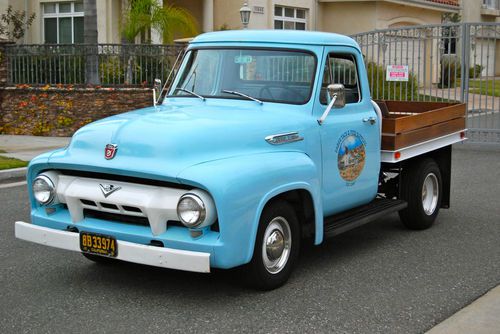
[462,0,500,76]
[0,0,464,44]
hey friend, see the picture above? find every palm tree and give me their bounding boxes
[122,0,198,44]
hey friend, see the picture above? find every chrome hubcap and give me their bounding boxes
[422,173,439,215]
[266,230,285,261]
[262,217,291,274]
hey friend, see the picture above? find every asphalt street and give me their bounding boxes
[1,143,499,334]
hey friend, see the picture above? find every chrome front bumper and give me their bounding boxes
[15,221,211,273]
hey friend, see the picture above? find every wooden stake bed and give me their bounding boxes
[377,101,467,151]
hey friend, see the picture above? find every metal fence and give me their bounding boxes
[352,22,500,144]
[4,43,185,86]
[4,24,500,143]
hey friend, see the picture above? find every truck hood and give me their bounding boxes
[48,102,312,181]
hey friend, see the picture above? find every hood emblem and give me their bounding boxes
[99,184,122,198]
[104,144,118,160]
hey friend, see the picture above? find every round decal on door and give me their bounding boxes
[335,130,367,183]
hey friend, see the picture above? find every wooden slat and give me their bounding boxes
[382,118,397,134]
[381,103,466,133]
[382,101,452,114]
[382,117,465,151]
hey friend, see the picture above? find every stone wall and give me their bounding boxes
[0,86,153,136]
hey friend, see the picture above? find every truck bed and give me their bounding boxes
[378,101,466,151]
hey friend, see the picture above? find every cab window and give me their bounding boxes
[320,54,360,105]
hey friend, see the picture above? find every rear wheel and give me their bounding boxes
[399,158,442,230]
[245,200,300,290]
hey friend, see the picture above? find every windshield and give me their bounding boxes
[168,48,316,104]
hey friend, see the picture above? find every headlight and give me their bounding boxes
[32,175,56,205]
[177,194,206,228]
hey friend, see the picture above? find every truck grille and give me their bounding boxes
[55,172,189,235]
[80,199,144,216]
[83,209,184,228]
[84,209,149,226]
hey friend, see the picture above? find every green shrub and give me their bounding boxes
[439,55,484,87]
[469,64,484,79]
[366,62,418,100]
[99,56,125,84]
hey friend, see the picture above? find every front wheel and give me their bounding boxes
[244,200,300,290]
[399,158,442,230]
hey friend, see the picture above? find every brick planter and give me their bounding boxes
[0,86,153,136]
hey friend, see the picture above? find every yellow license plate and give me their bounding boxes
[80,232,117,257]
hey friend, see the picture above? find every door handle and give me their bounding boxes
[363,117,377,125]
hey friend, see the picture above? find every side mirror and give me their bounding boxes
[327,83,346,108]
[318,83,346,125]
[153,78,162,106]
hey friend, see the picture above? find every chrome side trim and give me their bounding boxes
[265,132,304,145]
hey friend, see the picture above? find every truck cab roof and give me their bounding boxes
[190,30,360,49]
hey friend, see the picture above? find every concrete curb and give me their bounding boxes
[426,285,500,334]
[0,167,27,182]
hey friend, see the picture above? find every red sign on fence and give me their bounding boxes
[386,65,409,82]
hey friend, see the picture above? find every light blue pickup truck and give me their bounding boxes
[15,30,466,290]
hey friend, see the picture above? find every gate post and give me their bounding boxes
[460,23,470,105]
[423,28,434,90]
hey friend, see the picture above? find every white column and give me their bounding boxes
[203,0,214,32]
[150,0,163,44]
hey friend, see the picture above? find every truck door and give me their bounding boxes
[314,49,380,216]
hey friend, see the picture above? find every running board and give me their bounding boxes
[324,199,407,238]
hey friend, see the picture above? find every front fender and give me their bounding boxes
[176,151,323,268]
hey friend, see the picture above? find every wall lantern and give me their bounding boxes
[240,2,251,29]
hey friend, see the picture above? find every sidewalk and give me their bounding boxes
[0,135,71,161]
[427,285,500,334]
[0,135,70,183]
[1,135,500,332]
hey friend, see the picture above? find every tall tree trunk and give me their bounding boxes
[84,0,100,85]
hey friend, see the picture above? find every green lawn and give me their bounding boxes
[0,155,28,170]
[467,79,500,97]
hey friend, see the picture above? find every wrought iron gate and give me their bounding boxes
[352,23,500,144]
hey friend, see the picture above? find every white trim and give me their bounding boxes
[483,0,499,10]
[42,1,84,43]
[15,221,211,273]
[274,5,307,30]
[386,17,428,27]
[381,130,466,163]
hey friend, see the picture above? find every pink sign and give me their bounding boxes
[386,65,409,82]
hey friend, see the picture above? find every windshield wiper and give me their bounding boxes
[222,90,263,105]
[174,88,205,101]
